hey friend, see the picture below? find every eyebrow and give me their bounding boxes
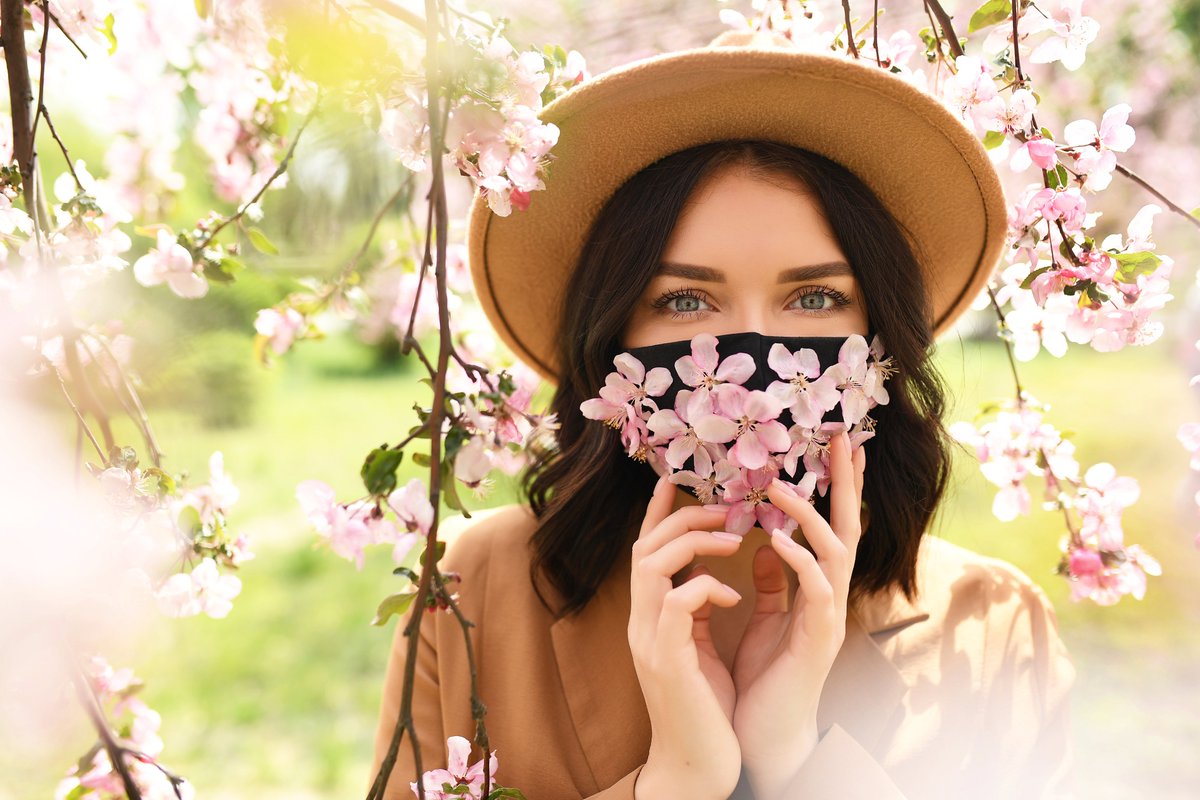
[657,260,855,283]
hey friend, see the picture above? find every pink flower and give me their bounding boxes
[674,332,755,391]
[1010,134,1058,172]
[1064,104,1135,191]
[766,342,841,428]
[669,454,738,506]
[155,557,242,619]
[255,306,305,355]
[693,385,789,471]
[133,229,208,298]
[1029,0,1099,72]
[296,479,377,570]
[647,387,718,471]
[822,335,888,427]
[580,353,670,459]
[411,735,499,800]
[720,467,801,536]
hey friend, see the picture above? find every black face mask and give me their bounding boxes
[621,329,882,521]
[623,329,875,442]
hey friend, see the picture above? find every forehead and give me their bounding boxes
[659,167,849,280]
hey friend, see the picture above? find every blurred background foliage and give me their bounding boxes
[6,0,1200,798]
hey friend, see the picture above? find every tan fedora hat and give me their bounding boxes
[466,29,1009,384]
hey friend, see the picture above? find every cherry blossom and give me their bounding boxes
[1063,103,1136,191]
[296,479,379,570]
[411,735,499,800]
[675,332,756,391]
[766,342,841,427]
[255,306,306,356]
[1028,0,1100,72]
[154,557,242,619]
[133,229,208,298]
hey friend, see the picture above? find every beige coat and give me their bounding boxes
[371,503,1076,799]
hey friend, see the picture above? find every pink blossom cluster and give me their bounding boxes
[412,735,501,800]
[152,451,254,618]
[378,12,588,216]
[296,476,430,571]
[581,333,893,536]
[54,655,195,800]
[980,197,1173,360]
[188,7,310,205]
[949,396,1160,605]
[448,361,556,497]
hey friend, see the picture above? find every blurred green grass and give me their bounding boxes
[7,330,1199,799]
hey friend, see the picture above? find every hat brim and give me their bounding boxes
[467,45,1008,384]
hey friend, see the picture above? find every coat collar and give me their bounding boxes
[547,547,930,794]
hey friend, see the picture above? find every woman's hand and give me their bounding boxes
[730,430,867,797]
[630,475,746,800]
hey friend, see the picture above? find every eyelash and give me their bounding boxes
[650,284,853,319]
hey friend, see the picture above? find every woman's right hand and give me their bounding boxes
[629,475,745,800]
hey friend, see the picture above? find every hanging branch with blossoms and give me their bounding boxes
[716,0,1198,605]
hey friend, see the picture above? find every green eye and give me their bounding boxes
[797,291,830,310]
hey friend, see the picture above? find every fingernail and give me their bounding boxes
[710,531,743,543]
[722,584,742,600]
[771,478,796,496]
[770,528,800,548]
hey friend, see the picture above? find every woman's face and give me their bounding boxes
[620,165,870,348]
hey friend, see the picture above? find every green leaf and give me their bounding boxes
[411,451,431,467]
[101,13,118,55]
[1019,264,1054,289]
[1112,250,1162,282]
[370,590,417,626]
[982,130,1007,150]
[361,446,404,496]
[968,0,1012,33]
[1043,163,1070,190]
[442,466,466,513]
[488,787,529,799]
[246,226,279,255]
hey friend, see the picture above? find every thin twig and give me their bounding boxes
[54,365,108,465]
[841,0,859,58]
[923,0,965,58]
[82,333,166,468]
[196,92,323,250]
[72,658,144,799]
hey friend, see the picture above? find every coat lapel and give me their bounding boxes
[549,548,930,793]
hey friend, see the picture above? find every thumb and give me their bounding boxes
[751,542,789,616]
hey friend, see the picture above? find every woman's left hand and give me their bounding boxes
[730,430,867,796]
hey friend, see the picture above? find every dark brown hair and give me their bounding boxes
[518,139,955,619]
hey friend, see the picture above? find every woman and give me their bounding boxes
[371,31,1075,800]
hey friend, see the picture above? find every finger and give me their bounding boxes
[769,529,838,635]
[765,479,848,576]
[686,565,720,656]
[749,544,789,616]
[658,574,741,656]
[828,431,860,546]
[639,475,677,539]
[635,505,729,556]
[640,530,743,585]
